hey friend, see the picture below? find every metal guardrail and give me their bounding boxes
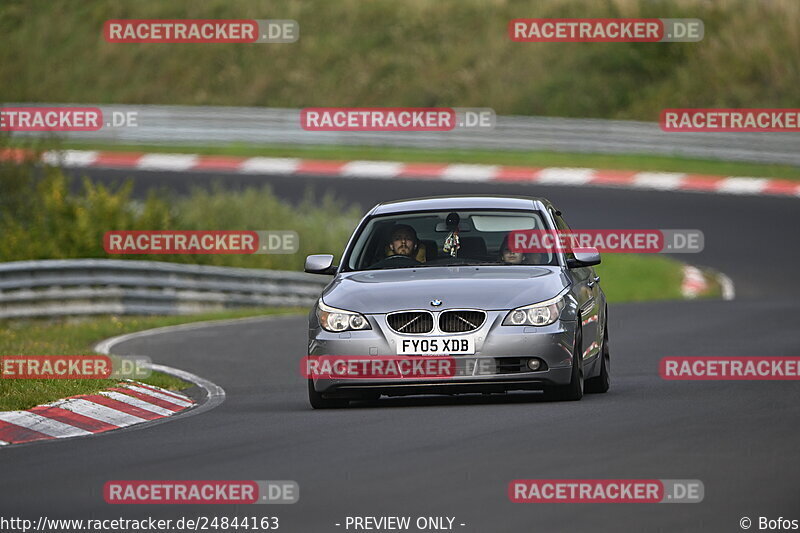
[6,104,800,166]
[0,259,328,318]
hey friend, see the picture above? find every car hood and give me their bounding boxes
[322,266,569,313]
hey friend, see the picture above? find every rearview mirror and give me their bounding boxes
[304,254,337,275]
[566,248,601,268]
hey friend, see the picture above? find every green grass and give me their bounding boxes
[0,308,304,411]
[598,254,722,303]
[51,141,800,181]
[596,254,684,303]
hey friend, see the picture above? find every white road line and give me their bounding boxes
[150,363,225,418]
[0,411,92,438]
[239,157,300,174]
[340,160,403,178]
[136,383,193,403]
[717,177,769,195]
[98,391,175,416]
[716,272,736,301]
[633,172,687,190]
[57,398,147,426]
[441,164,498,182]
[94,314,285,354]
[136,153,198,171]
[41,150,98,167]
[536,168,596,185]
[122,385,193,407]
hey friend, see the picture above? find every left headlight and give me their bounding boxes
[317,299,371,332]
[503,293,566,327]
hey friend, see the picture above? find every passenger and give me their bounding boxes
[499,234,524,264]
[500,233,552,265]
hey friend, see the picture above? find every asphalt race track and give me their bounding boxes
[4,169,800,532]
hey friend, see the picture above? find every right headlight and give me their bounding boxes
[503,293,566,327]
[316,299,371,332]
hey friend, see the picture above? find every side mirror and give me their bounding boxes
[566,248,601,268]
[304,254,337,275]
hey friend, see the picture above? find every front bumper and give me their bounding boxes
[308,310,577,397]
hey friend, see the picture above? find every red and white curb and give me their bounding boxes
[0,380,194,446]
[3,148,799,199]
[681,266,708,299]
[0,315,250,447]
[681,265,735,300]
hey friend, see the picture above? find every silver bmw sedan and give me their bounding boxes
[304,196,610,408]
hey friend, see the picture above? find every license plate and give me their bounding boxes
[396,337,475,355]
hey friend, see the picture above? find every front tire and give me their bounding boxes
[308,379,349,409]
[585,313,610,394]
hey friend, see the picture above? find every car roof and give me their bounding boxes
[370,195,552,216]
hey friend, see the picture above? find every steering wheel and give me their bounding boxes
[371,254,421,268]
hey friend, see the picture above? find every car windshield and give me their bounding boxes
[345,210,557,271]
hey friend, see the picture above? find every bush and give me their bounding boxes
[0,137,360,269]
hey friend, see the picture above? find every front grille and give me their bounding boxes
[387,311,434,334]
[439,310,486,333]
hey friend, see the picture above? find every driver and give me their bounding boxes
[387,224,419,258]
